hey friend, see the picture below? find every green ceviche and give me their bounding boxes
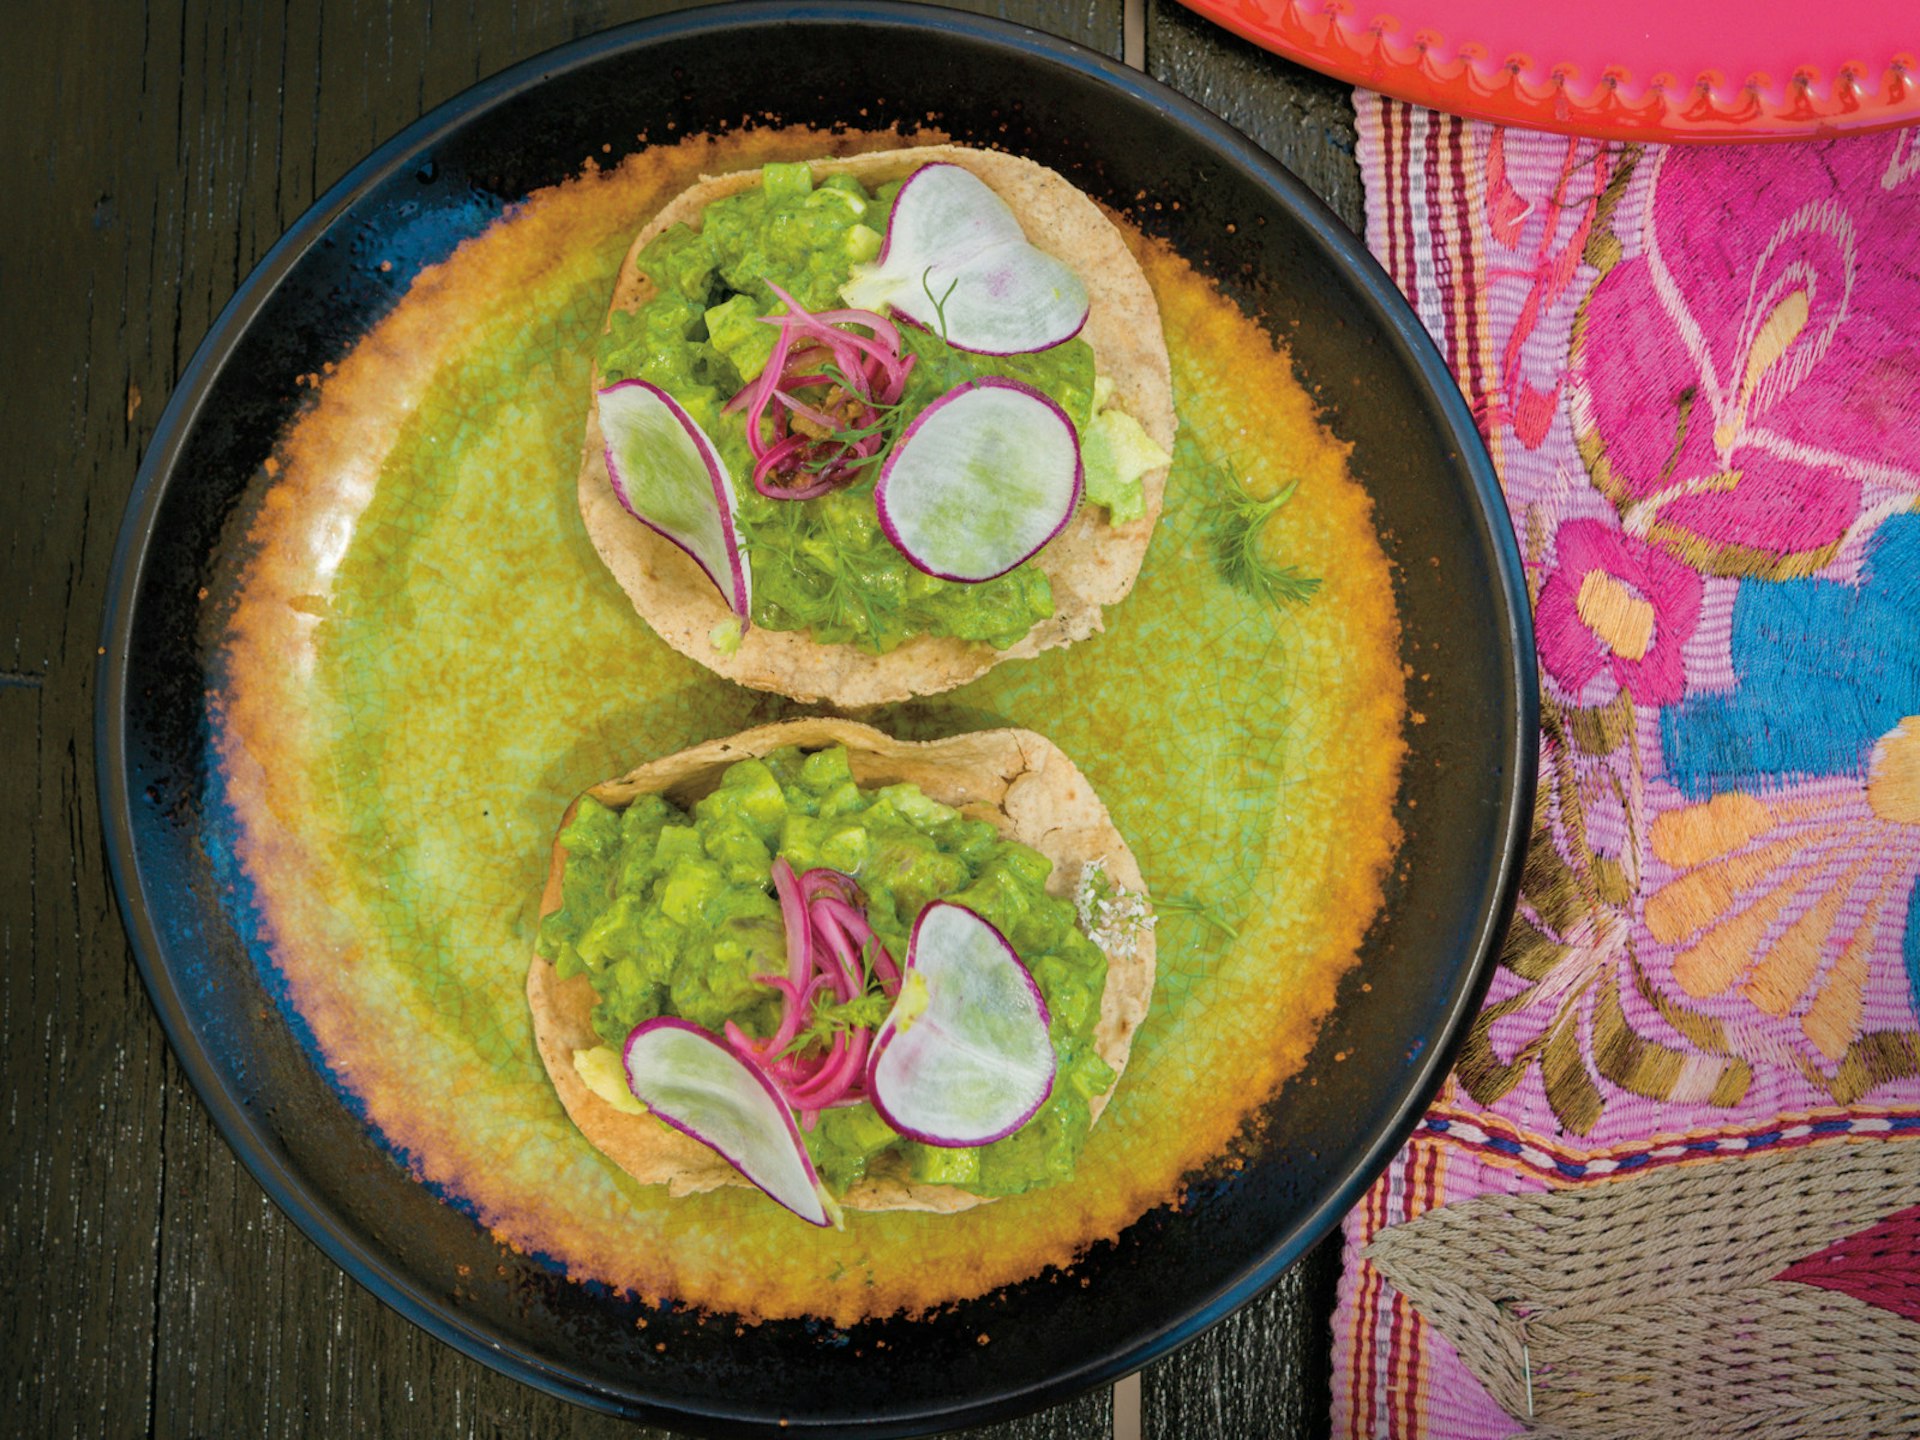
[596,159,1165,654]
[535,743,1123,1198]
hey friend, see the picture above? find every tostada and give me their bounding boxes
[527,719,1157,1222]
[578,145,1176,707]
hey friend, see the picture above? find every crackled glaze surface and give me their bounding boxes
[210,129,1405,1324]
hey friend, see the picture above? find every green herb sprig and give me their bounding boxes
[1157,893,1242,941]
[784,941,896,1054]
[921,266,960,343]
[1205,463,1322,609]
[788,361,912,484]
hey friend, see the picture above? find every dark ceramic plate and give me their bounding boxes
[98,5,1535,1434]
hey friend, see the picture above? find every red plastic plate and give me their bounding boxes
[1179,0,1919,140]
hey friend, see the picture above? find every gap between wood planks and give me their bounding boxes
[1111,12,1146,1434]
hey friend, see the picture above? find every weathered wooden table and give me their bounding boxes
[2,2,1364,1434]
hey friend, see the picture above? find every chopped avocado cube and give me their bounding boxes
[935,816,1004,868]
[841,1103,897,1150]
[799,745,854,794]
[544,936,584,982]
[864,838,969,922]
[618,794,673,851]
[878,782,957,832]
[573,1046,646,1114]
[998,843,1053,890]
[845,222,883,264]
[819,821,872,875]
[908,1143,981,1186]
[805,1103,898,1190]
[806,185,867,219]
[703,292,778,382]
[973,1094,1088,1196]
[1069,1049,1116,1102]
[576,892,643,968]
[1031,958,1094,1035]
[817,778,864,819]
[651,824,704,870]
[702,814,772,883]
[659,858,724,926]
[777,813,825,872]
[761,161,813,203]
[560,796,621,859]
[670,919,781,1034]
[949,863,1033,940]
[1082,407,1170,525]
[697,756,788,841]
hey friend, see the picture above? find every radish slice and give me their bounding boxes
[597,378,751,618]
[874,378,1082,582]
[866,902,1056,1148]
[840,164,1089,356]
[622,1018,838,1227]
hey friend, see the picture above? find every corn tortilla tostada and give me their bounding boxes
[527,718,1156,1215]
[578,145,1175,708]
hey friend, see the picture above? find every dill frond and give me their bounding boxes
[1205,462,1322,609]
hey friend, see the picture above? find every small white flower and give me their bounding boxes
[1075,858,1156,962]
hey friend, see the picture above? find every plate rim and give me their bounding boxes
[95,2,1539,1429]
[1176,0,1920,143]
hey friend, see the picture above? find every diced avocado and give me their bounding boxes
[559,795,621,859]
[1068,1048,1116,1102]
[573,1046,646,1114]
[659,857,724,926]
[576,892,643,968]
[703,292,778,382]
[697,756,788,841]
[804,1103,898,1190]
[973,1094,1089,1196]
[816,778,864,819]
[703,814,772,884]
[878,782,956,832]
[908,1143,981,1186]
[998,842,1053,891]
[651,824,705,870]
[760,160,813,203]
[1082,407,1170,525]
[799,745,854,794]
[777,812,825,872]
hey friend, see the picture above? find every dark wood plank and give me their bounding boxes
[2,0,186,1434]
[1145,0,1364,234]
[1141,1237,1344,1439]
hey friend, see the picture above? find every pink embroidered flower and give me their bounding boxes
[1571,141,1920,578]
[1536,518,1703,706]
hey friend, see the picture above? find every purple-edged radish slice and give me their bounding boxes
[867,902,1056,1148]
[840,163,1088,355]
[874,378,1082,583]
[622,1018,839,1227]
[597,378,751,618]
